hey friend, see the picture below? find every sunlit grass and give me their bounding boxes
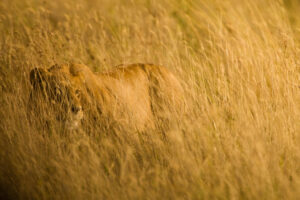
[0,0,299,199]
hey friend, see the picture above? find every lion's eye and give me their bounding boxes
[54,87,61,96]
[75,89,81,98]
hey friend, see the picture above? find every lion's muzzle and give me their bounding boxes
[66,105,83,130]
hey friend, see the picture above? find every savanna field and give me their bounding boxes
[0,0,300,199]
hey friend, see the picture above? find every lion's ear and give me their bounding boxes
[69,63,83,76]
[30,68,48,87]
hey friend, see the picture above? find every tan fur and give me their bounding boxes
[29,63,185,131]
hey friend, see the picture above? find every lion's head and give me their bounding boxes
[29,64,84,130]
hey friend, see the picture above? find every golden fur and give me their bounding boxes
[29,63,185,131]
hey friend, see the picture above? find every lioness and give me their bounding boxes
[29,63,185,131]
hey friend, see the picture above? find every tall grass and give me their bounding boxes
[0,0,299,199]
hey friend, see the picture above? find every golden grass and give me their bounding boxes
[0,0,299,199]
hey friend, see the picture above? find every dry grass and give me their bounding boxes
[0,0,300,199]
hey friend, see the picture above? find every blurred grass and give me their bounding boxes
[0,0,299,199]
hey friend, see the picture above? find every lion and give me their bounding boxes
[29,63,185,132]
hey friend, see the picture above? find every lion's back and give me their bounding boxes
[106,63,186,125]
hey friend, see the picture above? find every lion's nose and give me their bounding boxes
[71,105,81,114]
